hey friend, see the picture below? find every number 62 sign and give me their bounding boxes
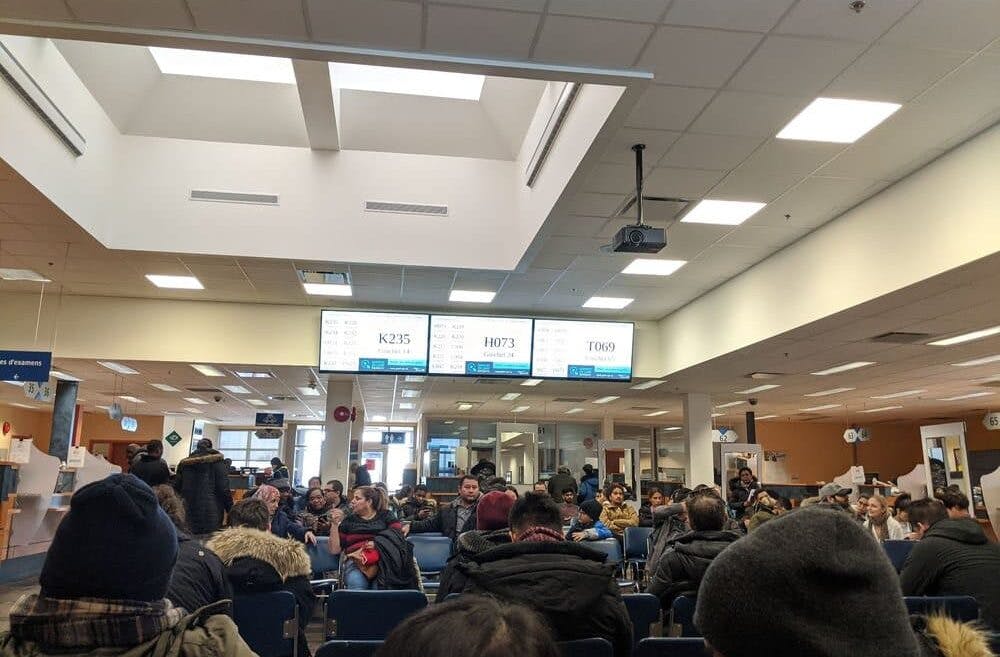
[983,412,1000,431]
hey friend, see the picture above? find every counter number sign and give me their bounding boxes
[983,411,1000,431]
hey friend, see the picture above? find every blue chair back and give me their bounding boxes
[625,527,653,561]
[623,594,661,643]
[407,535,452,574]
[904,596,980,623]
[670,596,699,637]
[883,540,915,572]
[315,640,382,657]
[327,590,428,640]
[557,638,614,657]
[634,637,708,657]
[308,538,341,577]
[586,538,624,566]
[232,591,298,657]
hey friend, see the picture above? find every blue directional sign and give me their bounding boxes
[0,351,52,382]
[255,412,285,428]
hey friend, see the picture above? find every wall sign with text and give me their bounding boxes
[530,319,634,381]
[319,310,430,375]
[429,314,533,377]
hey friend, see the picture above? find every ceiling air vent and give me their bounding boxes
[553,397,587,403]
[190,190,279,205]
[364,200,448,217]
[629,406,660,411]
[792,413,829,421]
[475,379,510,385]
[186,386,223,393]
[869,331,932,344]
[268,395,297,402]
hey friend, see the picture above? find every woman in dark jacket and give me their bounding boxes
[298,486,335,536]
[270,458,290,482]
[256,484,317,545]
[327,485,406,590]
[638,488,665,528]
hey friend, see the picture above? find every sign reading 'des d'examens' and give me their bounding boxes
[0,350,52,383]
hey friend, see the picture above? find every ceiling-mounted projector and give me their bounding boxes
[608,144,667,254]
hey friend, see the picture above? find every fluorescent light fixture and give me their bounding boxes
[298,387,321,397]
[0,268,50,282]
[405,376,427,383]
[737,384,780,394]
[119,395,145,404]
[622,259,686,276]
[511,405,530,413]
[871,389,925,399]
[457,403,474,411]
[149,47,294,84]
[565,408,585,414]
[98,361,139,375]
[754,414,778,420]
[805,387,856,397]
[952,354,1000,367]
[711,412,725,418]
[371,415,388,422]
[500,393,521,401]
[450,290,495,303]
[183,407,204,414]
[49,370,81,381]
[401,389,422,398]
[150,383,181,392]
[521,379,543,387]
[190,364,225,377]
[777,97,901,143]
[938,392,995,401]
[329,62,485,101]
[663,426,683,431]
[593,396,620,404]
[583,296,633,309]
[644,410,669,417]
[303,283,353,296]
[222,385,250,394]
[631,380,665,390]
[715,401,745,409]
[398,402,415,410]
[95,405,110,410]
[682,200,765,226]
[811,361,875,376]
[800,404,842,411]
[145,274,203,290]
[5,381,24,387]
[929,325,1000,346]
[183,397,209,405]
[236,370,272,378]
[11,402,35,408]
[859,405,903,413]
[247,399,268,406]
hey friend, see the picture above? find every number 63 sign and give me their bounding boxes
[983,412,1000,431]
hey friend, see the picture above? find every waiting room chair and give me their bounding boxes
[634,637,709,657]
[623,593,662,644]
[327,589,428,640]
[232,590,298,657]
[624,526,653,579]
[314,640,382,657]
[669,596,699,637]
[309,538,342,578]
[557,638,614,657]
[406,534,452,592]
[585,538,637,592]
[883,540,915,572]
[904,596,980,623]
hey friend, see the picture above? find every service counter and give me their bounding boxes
[228,473,256,503]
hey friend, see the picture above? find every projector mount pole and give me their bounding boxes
[632,143,646,227]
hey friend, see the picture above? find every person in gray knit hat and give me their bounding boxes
[694,505,993,657]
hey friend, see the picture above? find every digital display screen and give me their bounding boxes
[319,310,429,374]
[530,319,634,381]
[429,315,533,377]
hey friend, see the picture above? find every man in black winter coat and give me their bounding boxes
[405,475,480,543]
[175,439,232,535]
[900,498,1000,631]
[131,439,171,487]
[456,493,633,657]
[647,491,739,609]
[546,466,578,499]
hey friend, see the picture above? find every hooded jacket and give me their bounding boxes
[165,533,231,616]
[456,540,633,657]
[436,529,512,600]
[647,529,741,607]
[130,454,170,488]
[175,449,231,535]
[900,518,1000,631]
[207,527,315,657]
[373,529,419,591]
[547,471,578,499]
[648,503,689,569]
[578,473,600,504]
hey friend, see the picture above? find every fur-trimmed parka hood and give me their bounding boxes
[207,526,311,581]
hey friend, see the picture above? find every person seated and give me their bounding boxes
[255,484,317,545]
[377,595,560,657]
[400,484,435,521]
[863,494,904,541]
[454,492,633,657]
[746,489,781,532]
[647,487,691,567]
[647,489,740,608]
[207,498,315,657]
[727,467,758,520]
[328,485,417,590]
[436,490,515,600]
[298,486,336,536]
[374,481,403,519]
[153,485,231,616]
[638,487,665,527]
[0,474,254,657]
[893,492,913,535]
[695,505,994,657]
[269,477,299,512]
[295,477,323,513]
[936,488,972,519]
[566,500,613,542]
[532,480,549,495]
[131,438,170,487]
[406,475,481,543]
[901,498,1000,631]
[470,457,497,479]
[558,488,580,525]
[600,482,639,539]
[854,493,870,523]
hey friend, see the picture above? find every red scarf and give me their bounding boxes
[515,526,564,543]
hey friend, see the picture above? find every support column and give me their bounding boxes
[683,393,714,488]
[322,382,355,486]
[601,416,615,441]
[48,380,78,462]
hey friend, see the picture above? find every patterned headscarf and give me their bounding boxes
[254,484,280,509]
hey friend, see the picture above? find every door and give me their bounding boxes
[598,440,640,497]
[360,449,386,486]
[497,422,539,486]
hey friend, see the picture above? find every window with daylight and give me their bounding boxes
[218,429,280,470]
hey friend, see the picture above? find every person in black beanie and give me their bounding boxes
[0,474,255,657]
[694,505,993,657]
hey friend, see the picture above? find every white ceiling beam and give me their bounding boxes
[292,59,340,151]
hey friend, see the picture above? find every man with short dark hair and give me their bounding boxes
[547,465,577,499]
[936,489,972,519]
[906,498,948,540]
[406,475,480,543]
[131,439,170,487]
[647,491,740,608]
[401,484,434,521]
[818,482,852,510]
[456,493,633,657]
[532,480,549,496]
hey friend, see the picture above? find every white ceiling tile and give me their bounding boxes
[738,139,848,175]
[709,169,802,202]
[568,253,636,273]
[728,36,867,96]
[439,0,545,10]
[657,223,727,257]
[717,225,809,249]
[402,268,455,288]
[569,193,624,217]
[518,268,565,283]
[689,91,810,138]
[549,215,608,238]
[306,0,423,50]
[625,85,715,131]
[664,0,796,32]
[659,133,764,170]
[825,45,969,103]
[601,128,681,165]
[776,0,918,42]
[186,0,309,39]
[747,176,879,229]
[584,163,641,195]
[0,0,73,19]
[638,27,762,87]
[543,235,609,255]
[66,0,194,29]
[533,16,654,67]
[548,0,669,22]
[530,248,579,271]
[426,5,540,59]
[498,279,553,296]
[880,0,1000,52]
[644,166,726,198]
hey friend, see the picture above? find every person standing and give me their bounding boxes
[547,466,577,499]
[131,439,171,487]
[270,457,290,482]
[470,457,497,479]
[174,438,232,536]
[727,467,758,520]
[578,464,600,503]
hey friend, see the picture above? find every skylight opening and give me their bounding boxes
[329,63,485,101]
[149,47,295,84]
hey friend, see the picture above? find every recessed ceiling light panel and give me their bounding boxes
[777,97,901,143]
[329,63,485,100]
[450,290,495,303]
[737,384,780,394]
[593,395,620,404]
[929,325,1000,346]
[805,387,856,397]
[952,354,1000,367]
[622,259,686,276]
[583,296,633,309]
[871,389,925,399]
[811,361,875,376]
[681,200,765,226]
[0,268,50,282]
[97,361,139,375]
[190,364,225,377]
[146,274,203,290]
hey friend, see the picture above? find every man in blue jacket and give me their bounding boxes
[578,464,600,503]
